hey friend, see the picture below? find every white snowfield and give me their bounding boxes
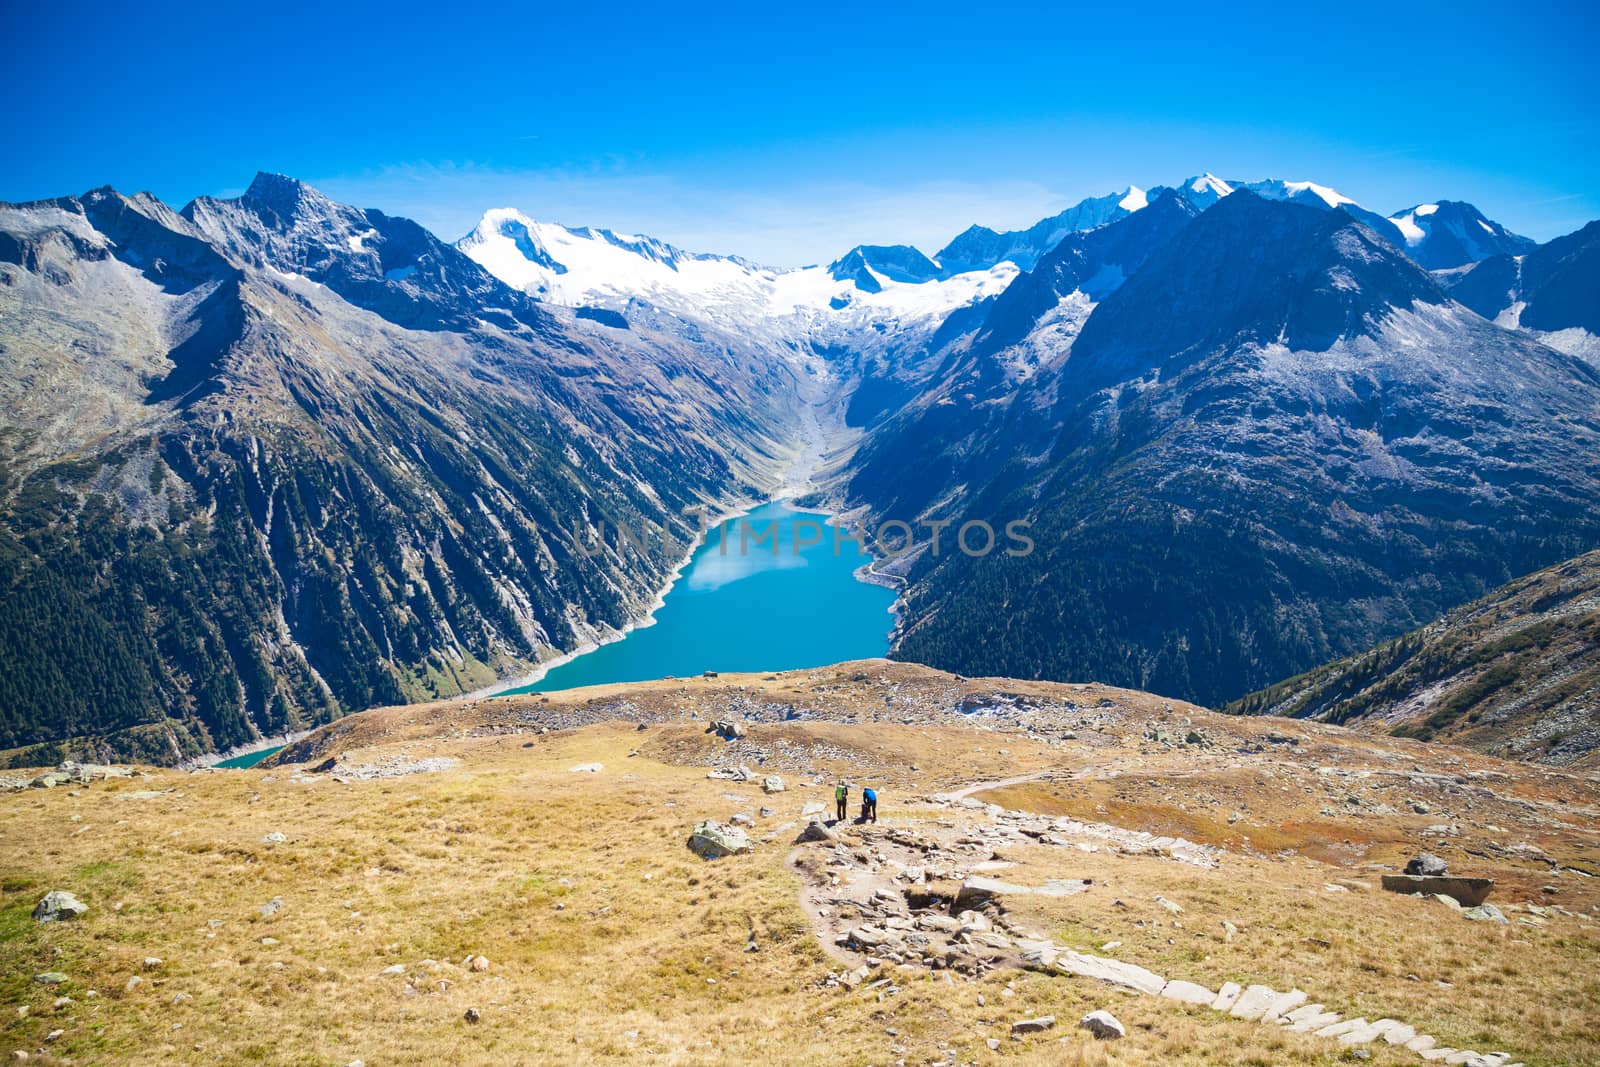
[459,207,1017,341]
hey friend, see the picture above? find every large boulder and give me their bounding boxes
[1381,874,1494,907]
[794,821,836,844]
[687,820,751,859]
[33,891,88,924]
[1405,853,1448,876]
[954,875,1090,911]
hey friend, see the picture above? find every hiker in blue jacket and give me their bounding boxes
[860,785,878,824]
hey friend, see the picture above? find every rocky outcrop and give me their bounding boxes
[687,820,751,859]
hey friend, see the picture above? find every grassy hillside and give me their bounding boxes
[1225,551,1600,766]
[3,661,1597,1065]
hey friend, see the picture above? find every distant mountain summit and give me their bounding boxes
[1384,200,1537,270]
[186,172,547,333]
[932,174,1533,277]
[936,186,1153,274]
[827,244,942,291]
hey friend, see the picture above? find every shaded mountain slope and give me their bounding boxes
[845,194,1600,708]
[1446,219,1600,361]
[1224,550,1600,766]
[0,178,793,764]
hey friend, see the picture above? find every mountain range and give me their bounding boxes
[3,168,1596,764]
[0,175,794,763]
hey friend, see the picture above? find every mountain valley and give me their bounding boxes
[2,168,1598,772]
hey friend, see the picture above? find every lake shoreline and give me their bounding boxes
[470,387,900,699]
[183,730,311,771]
[463,499,759,701]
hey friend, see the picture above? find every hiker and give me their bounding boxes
[861,785,878,824]
[835,781,849,822]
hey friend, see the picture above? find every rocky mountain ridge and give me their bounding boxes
[0,176,795,765]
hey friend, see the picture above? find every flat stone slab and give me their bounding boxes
[1381,875,1494,907]
[1055,951,1167,995]
[953,875,1090,910]
[1229,984,1280,1020]
[1160,979,1216,1005]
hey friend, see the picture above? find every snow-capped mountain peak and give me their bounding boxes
[1236,178,1357,210]
[1187,173,1234,198]
[457,207,775,307]
[1117,186,1149,211]
[1382,200,1536,269]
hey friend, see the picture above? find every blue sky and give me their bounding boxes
[5,0,1596,265]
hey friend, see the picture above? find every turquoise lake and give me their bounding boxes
[504,500,898,694]
[215,745,283,768]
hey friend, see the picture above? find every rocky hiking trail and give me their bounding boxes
[787,783,1530,1066]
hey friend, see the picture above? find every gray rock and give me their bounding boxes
[687,820,751,859]
[1160,979,1216,1004]
[1055,951,1166,995]
[34,972,70,985]
[761,776,785,794]
[1406,853,1448,876]
[261,831,287,844]
[1463,904,1508,924]
[1229,984,1280,1020]
[1078,1010,1125,1039]
[794,821,836,844]
[1011,1015,1056,1035]
[259,897,283,918]
[33,891,88,924]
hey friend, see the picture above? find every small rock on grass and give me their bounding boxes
[1011,1016,1055,1035]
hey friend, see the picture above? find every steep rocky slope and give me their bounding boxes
[1445,219,1600,363]
[1225,550,1600,766]
[0,176,795,764]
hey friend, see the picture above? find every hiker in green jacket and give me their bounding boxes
[835,781,849,822]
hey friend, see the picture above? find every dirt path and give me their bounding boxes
[935,770,1061,801]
